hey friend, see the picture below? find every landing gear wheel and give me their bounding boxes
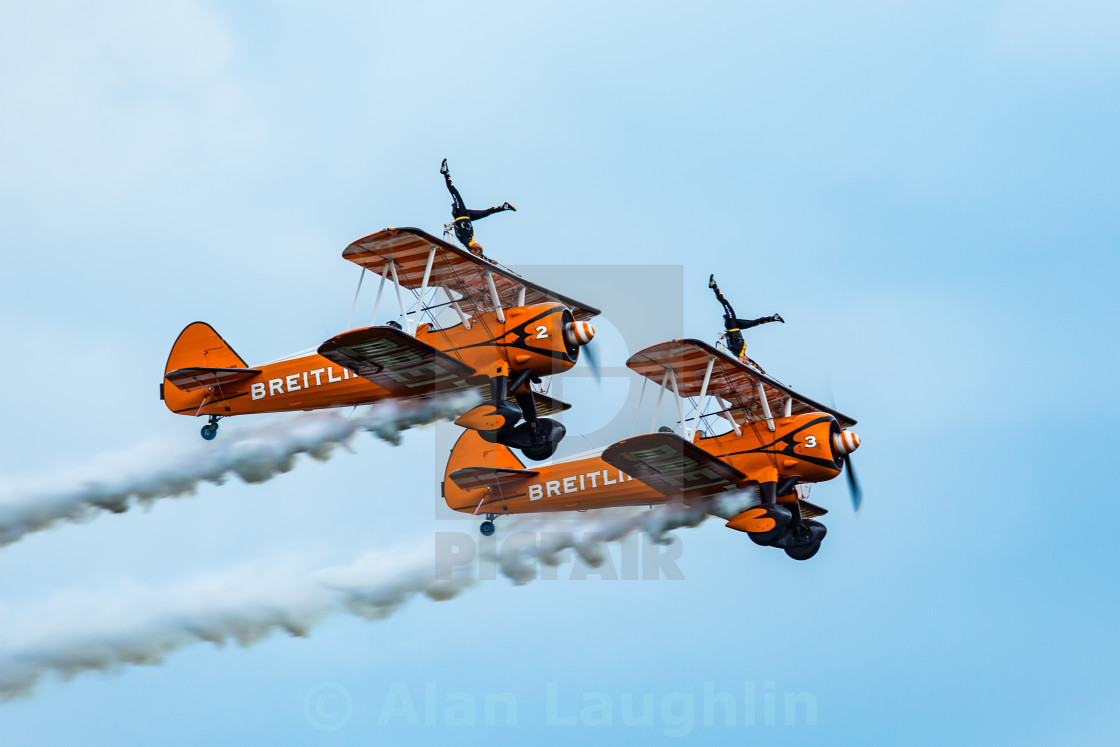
[777,519,826,560]
[200,415,221,440]
[522,437,561,461]
[479,520,495,537]
[785,542,821,561]
[502,418,566,461]
[745,505,793,546]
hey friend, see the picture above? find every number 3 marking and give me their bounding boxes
[804,435,817,448]
[535,325,549,339]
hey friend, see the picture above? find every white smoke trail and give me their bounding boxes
[0,500,746,701]
[0,391,479,548]
[488,490,759,584]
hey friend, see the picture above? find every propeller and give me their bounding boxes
[563,321,600,385]
[583,340,602,384]
[844,454,862,513]
[831,429,863,513]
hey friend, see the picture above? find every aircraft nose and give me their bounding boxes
[563,321,596,347]
[832,429,861,456]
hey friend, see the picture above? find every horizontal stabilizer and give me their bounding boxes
[449,466,540,493]
[318,326,474,398]
[602,432,745,498]
[165,366,262,392]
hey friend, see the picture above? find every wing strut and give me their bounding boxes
[389,259,408,328]
[669,369,687,439]
[371,262,391,325]
[650,369,668,432]
[484,272,505,323]
[346,268,366,330]
[445,286,471,330]
[689,356,716,439]
[414,245,437,334]
[723,398,743,437]
[756,382,775,432]
[630,377,648,437]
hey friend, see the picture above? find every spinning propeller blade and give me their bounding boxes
[845,455,862,513]
[563,320,599,385]
[831,428,863,513]
[584,340,601,385]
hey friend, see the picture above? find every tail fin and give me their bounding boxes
[443,429,529,513]
[162,322,249,414]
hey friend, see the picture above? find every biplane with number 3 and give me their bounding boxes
[161,227,599,460]
[442,339,862,561]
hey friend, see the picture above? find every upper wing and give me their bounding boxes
[342,227,600,321]
[601,432,745,498]
[626,339,857,429]
[165,366,262,392]
[318,326,475,397]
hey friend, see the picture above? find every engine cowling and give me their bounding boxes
[502,303,595,377]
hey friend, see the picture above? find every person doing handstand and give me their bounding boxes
[441,158,516,259]
[709,274,784,360]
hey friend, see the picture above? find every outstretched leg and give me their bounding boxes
[730,315,776,331]
[466,202,516,221]
[444,176,467,217]
[709,275,738,320]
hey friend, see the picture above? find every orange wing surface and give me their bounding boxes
[601,432,746,499]
[341,227,600,321]
[318,326,475,398]
[626,339,857,429]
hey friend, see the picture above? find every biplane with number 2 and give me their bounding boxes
[443,339,862,561]
[161,228,599,460]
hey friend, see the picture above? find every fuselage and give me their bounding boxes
[164,352,391,417]
[163,303,581,418]
[443,411,845,516]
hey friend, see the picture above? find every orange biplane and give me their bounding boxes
[162,228,599,460]
[442,339,861,560]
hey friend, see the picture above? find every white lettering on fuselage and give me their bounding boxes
[528,470,633,501]
[251,365,355,400]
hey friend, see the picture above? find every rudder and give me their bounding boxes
[164,322,248,374]
[162,322,249,414]
[443,429,528,513]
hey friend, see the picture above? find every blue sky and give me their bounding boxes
[1,1,1118,744]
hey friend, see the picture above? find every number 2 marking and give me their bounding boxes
[804,435,817,448]
[535,325,549,339]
